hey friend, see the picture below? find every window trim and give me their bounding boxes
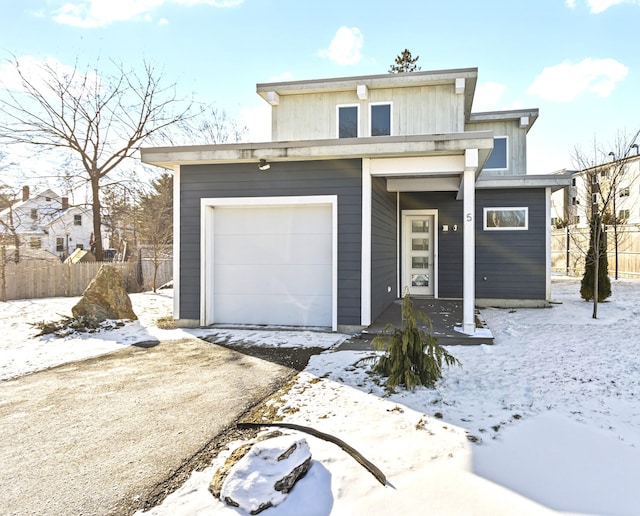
[369,102,393,137]
[336,104,359,138]
[484,135,509,171]
[483,207,528,231]
[74,214,82,226]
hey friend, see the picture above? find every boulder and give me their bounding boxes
[210,431,312,514]
[72,265,137,321]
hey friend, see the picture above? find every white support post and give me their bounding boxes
[462,149,478,335]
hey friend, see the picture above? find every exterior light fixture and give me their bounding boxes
[608,151,615,161]
[258,159,270,171]
[631,143,639,155]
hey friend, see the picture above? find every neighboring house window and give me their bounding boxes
[76,244,84,250]
[30,208,38,219]
[571,178,577,186]
[56,237,64,252]
[370,103,391,136]
[337,105,358,138]
[572,215,580,225]
[571,197,579,205]
[29,237,41,249]
[551,217,559,226]
[619,209,630,220]
[74,214,82,226]
[484,136,508,170]
[483,207,528,230]
[619,186,630,197]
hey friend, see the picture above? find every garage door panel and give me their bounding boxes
[214,206,332,235]
[214,264,332,296]
[214,234,331,265]
[215,294,331,327]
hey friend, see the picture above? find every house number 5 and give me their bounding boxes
[466,213,473,222]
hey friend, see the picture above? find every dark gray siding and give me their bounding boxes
[179,159,363,325]
[475,189,547,299]
[401,189,547,300]
[371,177,397,321]
[401,191,464,298]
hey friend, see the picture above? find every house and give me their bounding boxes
[551,152,640,227]
[141,68,570,333]
[0,186,95,261]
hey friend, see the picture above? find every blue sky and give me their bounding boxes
[1,0,639,175]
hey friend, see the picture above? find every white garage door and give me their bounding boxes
[212,203,333,327]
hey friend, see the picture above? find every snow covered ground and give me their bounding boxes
[2,278,639,515]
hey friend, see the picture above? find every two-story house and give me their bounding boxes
[141,68,570,333]
[0,186,95,260]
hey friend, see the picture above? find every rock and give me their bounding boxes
[72,265,137,321]
[210,431,312,514]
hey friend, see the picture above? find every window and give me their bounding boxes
[370,103,391,136]
[619,187,630,197]
[572,215,580,225]
[30,208,38,219]
[76,244,84,250]
[619,209,630,220]
[484,136,508,170]
[571,178,577,187]
[551,217,559,226]
[483,207,528,230]
[56,237,64,252]
[29,237,41,249]
[74,214,82,226]
[337,105,358,138]
[571,197,580,205]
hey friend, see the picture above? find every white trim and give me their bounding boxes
[173,165,181,319]
[200,195,339,331]
[483,207,529,230]
[368,101,393,137]
[401,209,439,298]
[545,187,551,301]
[361,159,372,326]
[336,103,360,138]
[484,135,508,171]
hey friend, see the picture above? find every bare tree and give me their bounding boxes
[0,55,193,260]
[0,183,21,301]
[571,130,640,318]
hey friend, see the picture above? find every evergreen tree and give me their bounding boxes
[372,291,460,391]
[389,49,421,73]
[581,215,611,302]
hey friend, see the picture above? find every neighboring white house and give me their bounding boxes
[551,153,640,227]
[0,186,96,261]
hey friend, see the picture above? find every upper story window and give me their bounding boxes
[370,103,392,136]
[619,186,630,197]
[485,136,508,170]
[30,208,38,219]
[74,214,82,226]
[337,105,358,138]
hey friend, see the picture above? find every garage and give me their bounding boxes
[202,197,337,328]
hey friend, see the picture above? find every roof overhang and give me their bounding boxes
[140,131,495,171]
[476,173,573,192]
[469,109,540,133]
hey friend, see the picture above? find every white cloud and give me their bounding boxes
[472,82,506,112]
[317,26,363,66]
[527,58,628,102]
[51,0,242,28]
[566,0,639,13]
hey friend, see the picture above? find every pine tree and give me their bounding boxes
[581,215,611,302]
[389,49,421,73]
[372,291,460,391]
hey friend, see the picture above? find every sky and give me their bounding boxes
[0,0,639,177]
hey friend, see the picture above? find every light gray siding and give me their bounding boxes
[371,177,397,320]
[466,119,528,176]
[179,159,363,326]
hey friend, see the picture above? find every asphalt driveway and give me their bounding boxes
[0,338,296,515]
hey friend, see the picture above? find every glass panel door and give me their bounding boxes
[403,214,435,296]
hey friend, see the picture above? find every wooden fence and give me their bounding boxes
[552,225,640,277]
[1,258,173,301]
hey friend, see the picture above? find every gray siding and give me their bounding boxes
[475,189,547,300]
[371,177,397,321]
[401,189,547,300]
[179,159,363,326]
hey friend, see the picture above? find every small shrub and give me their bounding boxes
[371,291,460,391]
[30,315,128,337]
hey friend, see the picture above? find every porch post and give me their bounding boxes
[462,149,478,335]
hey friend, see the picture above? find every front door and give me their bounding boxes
[402,212,436,296]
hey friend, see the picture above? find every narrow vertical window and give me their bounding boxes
[338,106,358,138]
[370,103,391,136]
[485,136,508,170]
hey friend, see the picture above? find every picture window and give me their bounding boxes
[483,207,528,230]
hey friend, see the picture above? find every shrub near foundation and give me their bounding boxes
[372,291,460,391]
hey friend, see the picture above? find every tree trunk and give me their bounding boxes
[592,223,600,319]
[1,245,6,302]
[91,176,104,261]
